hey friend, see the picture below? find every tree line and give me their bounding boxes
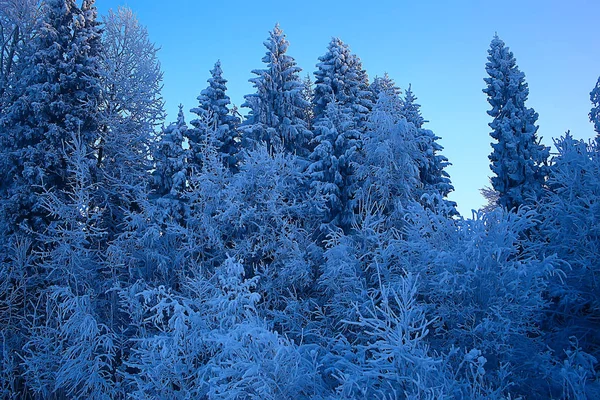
[0,1,599,398]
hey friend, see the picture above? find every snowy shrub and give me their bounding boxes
[401,203,560,396]
[538,133,600,365]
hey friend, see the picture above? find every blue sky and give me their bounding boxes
[98,0,599,215]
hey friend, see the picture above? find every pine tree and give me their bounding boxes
[590,76,600,140]
[301,73,315,130]
[153,105,187,198]
[370,73,403,121]
[313,37,373,130]
[483,35,549,210]
[355,93,421,220]
[307,101,360,232]
[401,84,427,128]
[0,0,102,234]
[189,60,240,172]
[242,24,312,156]
[399,85,456,211]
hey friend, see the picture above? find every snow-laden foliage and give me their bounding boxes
[96,5,164,241]
[401,84,427,129]
[483,34,549,211]
[189,60,241,172]
[242,24,312,156]
[370,73,403,118]
[151,105,188,227]
[2,6,599,398]
[0,0,41,99]
[401,204,571,397]
[313,37,373,132]
[354,94,421,221]
[538,133,600,365]
[308,101,361,232]
[0,0,102,234]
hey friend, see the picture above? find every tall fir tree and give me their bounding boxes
[401,84,427,128]
[0,0,102,235]
[307,101,360,232]
[242,24,312,156]
[398,84,456,212]
[307,38,375,232]
[152,105,187,199]
[483,35,549,210]
[590,76,600,141]
[189,60,240,172]
[312,37,373,130]
[370,73,403,121]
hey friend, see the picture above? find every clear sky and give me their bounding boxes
[98,0,600,216]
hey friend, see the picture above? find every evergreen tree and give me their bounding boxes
[401,84,427,128]
[590,76,600,140]
[370,73,403,121]
[401,87,455,212]
[355,93,421,221]
[189,60,240,172]
[308,38,374,232]
[301,73,315,129]
[152,105,187,199]
[483,35,549,210]
[0,0,102,234]
[307,101,360,232]
[313,37,373,130]
[242,24,311,156]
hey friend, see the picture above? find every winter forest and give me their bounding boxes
[0,0,599,398]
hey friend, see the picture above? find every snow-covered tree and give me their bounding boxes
[0,0,102,235]
[370,73,403,120]
[301,73,315,129]
[401,84,427,128]
[151,105,187,228]
[590,76,600,140]
[242,24,311,156]
[189,60,240,172]
[0,0,41,99]
[96,6,164,239]
[483,35,549,210]
[152,105,187,198]
[313,37,373,130]
[415,128,456,212]
[307,101,360,232]
[538,133,600,363]
[99,6,164,137]
[354,94,421,220]
[20,131,116,399]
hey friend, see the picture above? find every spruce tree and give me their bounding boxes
[153,105,187,199]
[242,24,312,156]
[0,0,102,234]
[189,60,240,172]
[313,37,373,130]
[370,73,403,121]
[401,84,427,128]
[483,35,549,210]
[308,38,374,232]
[307,101,360,232]
[399,84,455,211]
[301,73,315,130]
